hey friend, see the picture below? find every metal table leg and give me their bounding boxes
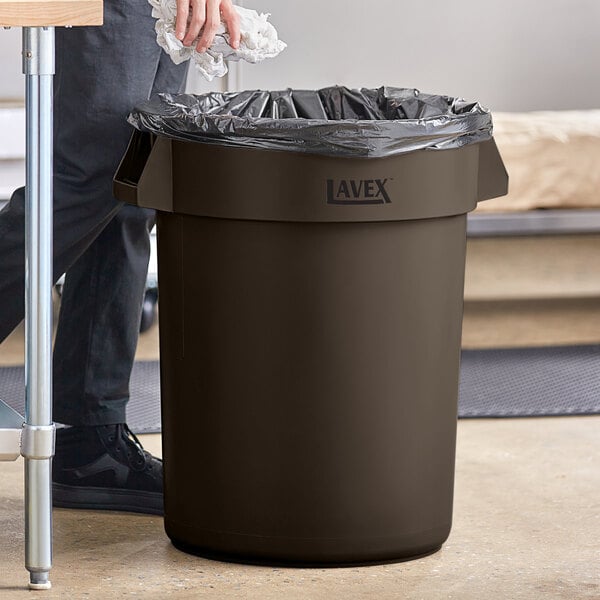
[21,26,56,591]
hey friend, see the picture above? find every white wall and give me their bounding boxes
[1,1,600,111]
[0,30,25,200]
[234,0,600,112]
[0,28,24,100]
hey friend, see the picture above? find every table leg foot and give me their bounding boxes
[29,572,52,590]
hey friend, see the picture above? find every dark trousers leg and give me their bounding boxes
[0,0,188,425]
[52,205,156,425]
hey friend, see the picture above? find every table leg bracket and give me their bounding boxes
[20,424,56,460]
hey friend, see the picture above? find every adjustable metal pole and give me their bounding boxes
[22,26,56,591]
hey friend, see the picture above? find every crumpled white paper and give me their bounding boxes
[148,1,287,81]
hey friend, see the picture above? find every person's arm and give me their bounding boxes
[176,0,241,53]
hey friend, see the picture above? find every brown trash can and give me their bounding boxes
[114,128,508,566]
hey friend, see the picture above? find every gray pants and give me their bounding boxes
[0,0,187,425]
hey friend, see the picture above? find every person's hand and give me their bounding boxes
[176,0,241,53]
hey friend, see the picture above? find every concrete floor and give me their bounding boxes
[1,419,599,599]
[2,236,600,598]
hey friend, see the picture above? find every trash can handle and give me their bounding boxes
[113,130,174,212]
[477,139,509,203]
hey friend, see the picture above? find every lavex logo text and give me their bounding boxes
[326,179,392,205]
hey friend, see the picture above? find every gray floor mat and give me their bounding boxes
[1,345,599,434]
[460,345,600,418]
[0,362,162,435]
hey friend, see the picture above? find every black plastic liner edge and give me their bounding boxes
[128,86,493,158]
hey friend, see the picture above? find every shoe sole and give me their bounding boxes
[52,482,164,516]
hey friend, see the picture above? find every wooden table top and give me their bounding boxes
[0,0,103,27]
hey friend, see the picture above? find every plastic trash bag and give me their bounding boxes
[128,86,493,158]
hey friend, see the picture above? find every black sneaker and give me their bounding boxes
[52,424,163,516]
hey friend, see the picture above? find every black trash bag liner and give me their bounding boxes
[128,86,493,158]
